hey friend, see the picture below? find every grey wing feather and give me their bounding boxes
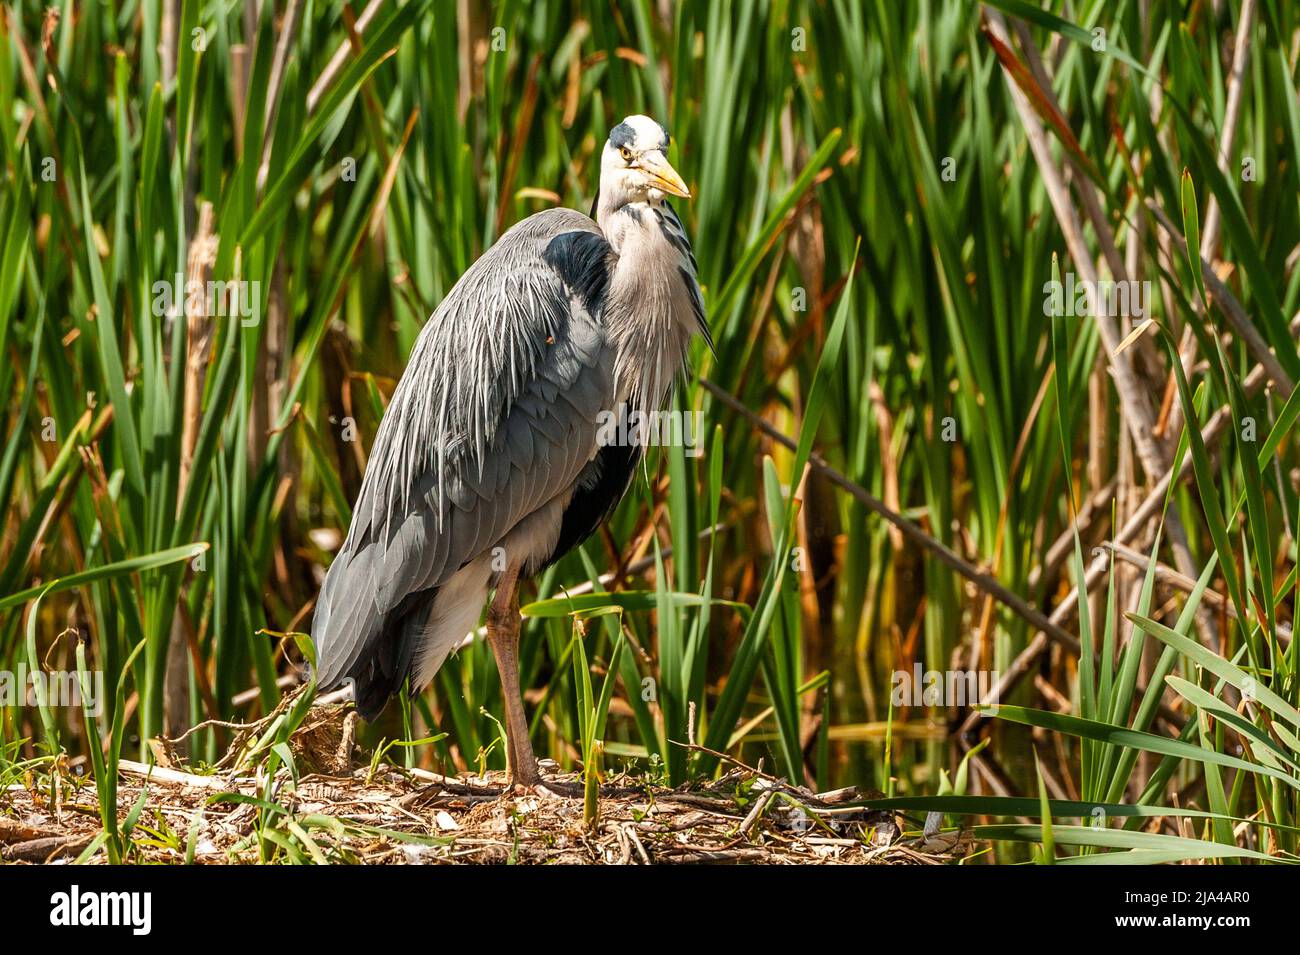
[313,208,616,693]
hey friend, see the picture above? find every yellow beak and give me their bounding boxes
[641,151,691,199]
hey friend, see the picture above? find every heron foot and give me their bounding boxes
[507,780,567,801]
[501,769,583,800]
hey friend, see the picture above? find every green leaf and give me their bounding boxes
[0,545,203,612]
[974,825,1275,863]
[1179,169,1206,308]
[520,590,747,619]
[981,703,1300,792]
[1128,612,1300,731]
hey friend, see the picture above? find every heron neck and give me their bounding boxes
[596,199,649,255]
[598,201,695,414]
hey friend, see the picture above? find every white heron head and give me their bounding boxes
[598,115,690,209]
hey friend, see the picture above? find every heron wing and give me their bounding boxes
[313,209,618,691]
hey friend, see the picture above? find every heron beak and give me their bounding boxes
[642,151,691,199]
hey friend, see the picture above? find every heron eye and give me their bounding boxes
[619,146,633,162]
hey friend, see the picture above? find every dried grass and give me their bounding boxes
[0,705,968,866]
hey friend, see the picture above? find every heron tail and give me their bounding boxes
[310,541,419,720]
[312,546,490,720]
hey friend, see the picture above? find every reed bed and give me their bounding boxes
[1,0,1299,863]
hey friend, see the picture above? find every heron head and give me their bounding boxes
[599,115,690,207]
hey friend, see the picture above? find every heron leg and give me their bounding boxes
[485,568,542,790]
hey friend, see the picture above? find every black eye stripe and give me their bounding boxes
[609,122,636,149]
[609,120,670,153]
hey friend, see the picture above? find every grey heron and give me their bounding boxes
[311,115,709,791]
